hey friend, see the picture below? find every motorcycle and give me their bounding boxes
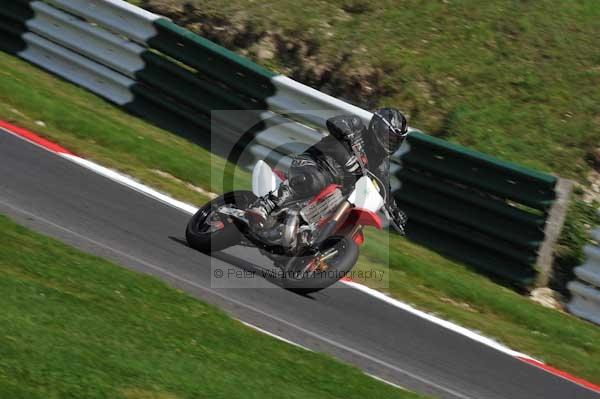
[186,158,399,293]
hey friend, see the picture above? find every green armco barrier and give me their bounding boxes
[405,132,557,210]
[397,179,544,249]
[130,84,211,131]
[136,52,259,114]
[396,168,546,227]
[134,52,279,145]
[0,17,24,38]
[0,0,32,24]
[125,83,218,149]
[0,0,32,54]
[401,204,537,265]
[147,19,277,101]
[409,131,556,186]
[395,132,557,286]
[405,221,537,286]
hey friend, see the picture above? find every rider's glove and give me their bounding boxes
[389,204,407,235]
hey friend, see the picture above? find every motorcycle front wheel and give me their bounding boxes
[282,236,359,294]
[186,190,256,253]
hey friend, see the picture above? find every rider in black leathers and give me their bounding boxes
[246,108,409,233]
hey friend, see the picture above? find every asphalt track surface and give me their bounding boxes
[1,129,598,399]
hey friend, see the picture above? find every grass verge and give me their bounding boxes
[1,47,600,384]
[0,214,422,398]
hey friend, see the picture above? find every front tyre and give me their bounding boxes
[282,236,359,294]
[186,191,256,253]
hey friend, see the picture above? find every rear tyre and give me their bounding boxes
[282,236,359,294]
[186,191,256,253]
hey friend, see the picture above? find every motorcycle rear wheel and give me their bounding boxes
[282,236,359,294]
[186,191,256,253]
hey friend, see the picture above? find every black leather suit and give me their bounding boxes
[279,114,407,232]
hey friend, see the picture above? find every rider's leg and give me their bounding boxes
[245,180,295,225]
[246,157,332,226]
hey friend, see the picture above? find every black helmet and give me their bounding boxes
[369,108,408,155]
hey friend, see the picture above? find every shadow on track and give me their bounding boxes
[168,235,318,299]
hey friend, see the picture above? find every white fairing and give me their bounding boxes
[252,160,282,197]
[348,176,385,212]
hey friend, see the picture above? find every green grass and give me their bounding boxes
[141,0,600,182]
[0,214,422,398]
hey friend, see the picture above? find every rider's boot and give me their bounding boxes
[245,183,294,228]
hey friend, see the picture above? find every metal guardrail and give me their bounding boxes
[44,0,160,43]
[568,220,600,325]
[0,0,570,287]
[27,2,145,77]
[21,32,136,104]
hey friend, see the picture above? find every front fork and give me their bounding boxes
[306,219,362,274]
[313,201,351,245]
